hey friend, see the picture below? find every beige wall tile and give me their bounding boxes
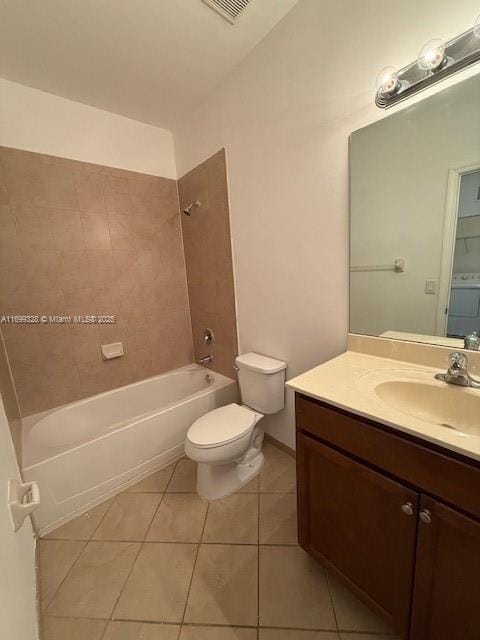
[0,329,21,460]
[202,494,258,544]
[114,543,197,623]
[47,541,140,618]
[93,493,162,542]
[146,493,208,543]
[42,617,107,640]
[259,546,336,630]
[0,147,194,415]
[184,544,258,626]
[103,621,180,640]
[179,150,238,378]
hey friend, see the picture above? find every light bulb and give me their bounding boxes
[375,66,400,97]
[474,13,480,38]
[417,38,446,71]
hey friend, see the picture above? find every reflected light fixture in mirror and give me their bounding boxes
[474,13,480,38]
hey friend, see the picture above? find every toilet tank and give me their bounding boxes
[235,352,287,414]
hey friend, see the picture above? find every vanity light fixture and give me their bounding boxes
[375,66,401,98]
[417,38,447,71]
[376,13,480,108]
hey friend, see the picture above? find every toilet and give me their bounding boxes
[185,352,287,500]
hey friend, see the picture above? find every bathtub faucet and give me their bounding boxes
[199,355,214,366]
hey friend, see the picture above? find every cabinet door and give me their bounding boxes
[410,496,480,640]
[297,432,418,637]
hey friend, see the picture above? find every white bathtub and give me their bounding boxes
[22,365,237,536]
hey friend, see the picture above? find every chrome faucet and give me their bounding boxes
[435,352,480,388]
[199,355,214,366]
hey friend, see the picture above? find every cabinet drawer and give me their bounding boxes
[296,393,480,520]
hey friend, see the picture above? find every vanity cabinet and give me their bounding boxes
[295,393,480,640]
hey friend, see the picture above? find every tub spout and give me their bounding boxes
[199,355,214,366]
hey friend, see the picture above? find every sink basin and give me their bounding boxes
[358,369,480,437]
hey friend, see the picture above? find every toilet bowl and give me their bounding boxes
[185,352,287,500]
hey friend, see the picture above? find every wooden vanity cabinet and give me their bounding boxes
[295,393,480,640]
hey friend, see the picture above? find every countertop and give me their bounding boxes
[287,351,480,463]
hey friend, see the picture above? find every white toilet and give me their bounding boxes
[185,352,287,500]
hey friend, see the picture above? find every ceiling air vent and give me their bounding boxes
[202,0,252,24]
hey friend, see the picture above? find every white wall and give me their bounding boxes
[0,394,37,640]
[172,0,480,448]
[0,79,177,178]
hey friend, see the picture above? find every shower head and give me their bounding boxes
[183,200,202,215]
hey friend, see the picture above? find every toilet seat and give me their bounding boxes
[187,403,257,449]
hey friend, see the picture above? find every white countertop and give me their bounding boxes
[287,351,480,463]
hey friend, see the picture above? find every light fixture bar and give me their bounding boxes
[376,18,480,109]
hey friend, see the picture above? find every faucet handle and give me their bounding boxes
[449,351,468,369]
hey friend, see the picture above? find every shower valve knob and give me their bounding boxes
[203,329,214,345]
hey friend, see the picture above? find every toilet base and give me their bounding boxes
[197,452,264,501]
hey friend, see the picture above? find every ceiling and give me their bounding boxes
[0,0,298,130]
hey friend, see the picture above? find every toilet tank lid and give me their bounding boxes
[235,352,287,374]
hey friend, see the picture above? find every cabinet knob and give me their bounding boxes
[419,509,432,525]
[401,501,415,516]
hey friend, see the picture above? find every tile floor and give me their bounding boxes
[39,443,400,640]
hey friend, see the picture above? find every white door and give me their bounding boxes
[0,394,38,639]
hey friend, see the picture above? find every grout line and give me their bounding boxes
[325,571,340,635]
[180,499,210,625]
[257,483,261,636]
[89,496,119,541]
[39,538,88,614]
[142,491,167,543]
[108,540,144,624]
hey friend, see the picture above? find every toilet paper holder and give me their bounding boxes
[8,479,41,532]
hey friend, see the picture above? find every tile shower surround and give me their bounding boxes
[0,146,238,416]
[179,149,238,379]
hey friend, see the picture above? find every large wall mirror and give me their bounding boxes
[350,73,480,349]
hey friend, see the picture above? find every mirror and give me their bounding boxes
[349,73,480,349]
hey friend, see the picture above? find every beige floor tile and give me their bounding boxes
[47,541,140,618]
[38,540,86,609]
[184,544,258,626]
[259,444,296,493]
[103,621,181,639]
[202,494,258,544]
[259,546,336,630]
[236,476,259,493]
[260,631,338,640]
[146,494,207,542]
[180,626,257,639]
[328,574,394,634]
[125,463,176,493]
[166,458,197,492]
[259,493,298,545]
[93,493,162,541]
[42,617,107,640]
[114,542,197,623]
[338,636,400,640]
[44,498,114,540]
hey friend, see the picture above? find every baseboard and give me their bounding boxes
[264,433,296,458]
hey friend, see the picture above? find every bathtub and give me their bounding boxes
[22,365,237,536]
